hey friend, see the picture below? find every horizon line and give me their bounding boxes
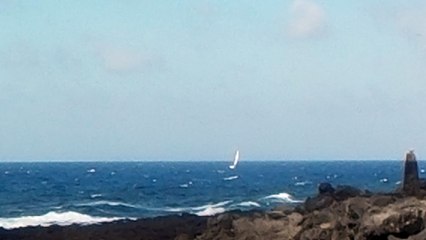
[0,159,408,163]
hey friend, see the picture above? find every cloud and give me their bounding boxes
[287,0,327,39]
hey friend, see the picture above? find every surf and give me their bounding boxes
[262,192,303,203]
[0,211,125,229]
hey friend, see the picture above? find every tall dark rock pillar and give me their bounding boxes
[402,150,420,195]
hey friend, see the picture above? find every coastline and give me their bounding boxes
[2,152,426,240]
[2,186,426,240]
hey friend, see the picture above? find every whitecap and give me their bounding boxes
[90,194,103,198]
[380,178,389,183]
[223,175,238,181]
[4,171,9,175]
[195,206,226,216]
[217,170,225,174]
[163,201,232,214]
[87,169,96,173]
[75,200,138,209]
[191,201,232,211]
[263,192,302,203]
[421,169,425,174]
[0,211,125,229]
[238,201,261,207]
[294,181,312,186]
[179,184,189,188]
[395,181,401,185]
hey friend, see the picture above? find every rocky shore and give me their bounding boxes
[2,151,426,240]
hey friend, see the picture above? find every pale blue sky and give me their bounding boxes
[1,0,426,161]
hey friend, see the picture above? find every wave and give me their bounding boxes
[195,206,226,216]
[0,211,124,229]
[294,181,312,186]
[163,201,232,216]
[263,192,302,203]
[237,201,261,207]
[223,175,239,181]
[90,194,103,198]
[74,200,138,209]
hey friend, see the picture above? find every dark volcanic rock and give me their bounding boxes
[318,182,335,195]
[304,195,334,212]
[333,185,363,201]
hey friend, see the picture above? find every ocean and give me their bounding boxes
[0,160,422,229]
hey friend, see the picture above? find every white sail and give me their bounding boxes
[229,150,239,169]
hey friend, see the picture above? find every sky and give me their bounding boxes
[1,0,426,161]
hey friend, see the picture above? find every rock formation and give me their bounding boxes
[197,184,426,240]
[402,150,420,195]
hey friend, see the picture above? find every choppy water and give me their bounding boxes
[0,161,422,229]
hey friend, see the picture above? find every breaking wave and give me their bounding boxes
[262,192,302,203]
[237,201,261,207]
[0,211,125,229]
[163,201,232,216]
[74,200,138,209]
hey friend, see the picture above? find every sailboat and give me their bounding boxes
[229,150,240,169]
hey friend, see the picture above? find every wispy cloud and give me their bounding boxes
[287,0,327,39]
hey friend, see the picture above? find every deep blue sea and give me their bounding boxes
[0,161,423,229]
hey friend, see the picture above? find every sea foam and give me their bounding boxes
[163,200,232,216]
[75,200,138,209]
[237,201,261,207]
[0,211,124,229]
[195,206,226,216]
[263,192,302,203]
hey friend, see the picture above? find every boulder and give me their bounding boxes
[318,182,335,195]
[333,185,363,201]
